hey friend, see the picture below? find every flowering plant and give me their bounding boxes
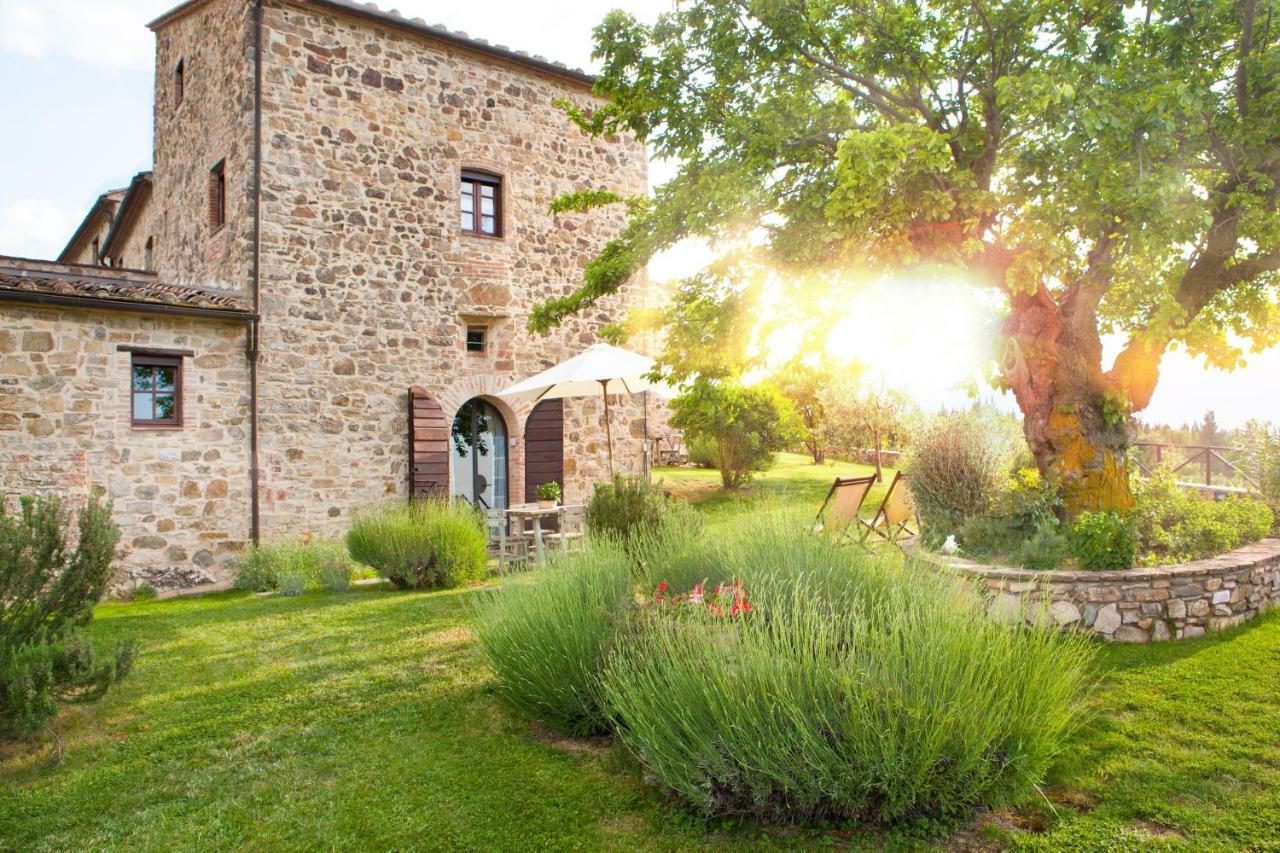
[651,579,751,617]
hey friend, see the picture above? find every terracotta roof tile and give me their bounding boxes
[0,260,250,314]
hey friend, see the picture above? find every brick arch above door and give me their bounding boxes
[429,375,532,503]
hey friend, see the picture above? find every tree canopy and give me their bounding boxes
[535,0,1280,513]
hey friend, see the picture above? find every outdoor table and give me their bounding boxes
[507,504,584,562]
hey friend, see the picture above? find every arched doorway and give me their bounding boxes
[451,398,509,509]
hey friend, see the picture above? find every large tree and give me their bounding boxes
[533,0,1280,515]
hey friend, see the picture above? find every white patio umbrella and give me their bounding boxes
[498,343,672,476]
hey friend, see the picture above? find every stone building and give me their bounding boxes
[0,0,652,591]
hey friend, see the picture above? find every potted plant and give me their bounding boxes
[535,480,561,509]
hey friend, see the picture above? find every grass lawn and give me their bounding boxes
[4,463,1280,850]
[654,451,893,524]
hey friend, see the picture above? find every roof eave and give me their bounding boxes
[99,172,154,261]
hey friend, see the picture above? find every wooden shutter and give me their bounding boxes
[408,386,449,499]
[524,399,564,503]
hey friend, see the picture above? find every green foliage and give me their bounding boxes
[474,542,633,736]
[535,1,1280,516]
[1242,420,1280,524]
[772,360,832,464]
[346,501,487,590]
[960,468,1066,569]
[585,475,689,547]
[0,494,134,739]
[684,434,717,469]
[668,378,802,489]
[906,413,1015,545]
[1069,511,1138,571]
[601,515,1094,825]
[819,382,920,465]
[129,583,157,602]
[234,539,356,594]
[1133,471,1274,565]
[533,480,561,503]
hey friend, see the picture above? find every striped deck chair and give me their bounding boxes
[814,475,878,542]
[857,471,917,549]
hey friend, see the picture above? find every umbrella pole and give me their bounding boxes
[600,379,615,478]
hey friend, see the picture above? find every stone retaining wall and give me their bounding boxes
[911,539,1280,642]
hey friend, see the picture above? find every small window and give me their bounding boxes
[175,58,185,106]
[208,159,226,230]
[460,170,501,236]
[465,326,487,353]
[91,236,101,265]
[131,354,182,427]
[144,237,155,272]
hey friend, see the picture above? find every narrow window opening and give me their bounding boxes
[175,58,185,106]
[144,237,155,272]
[208,159,226,230]
[465,326,488,353]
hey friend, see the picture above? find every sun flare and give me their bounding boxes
[758,270,1001,407]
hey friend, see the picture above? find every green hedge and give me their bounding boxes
[346,500,487,589]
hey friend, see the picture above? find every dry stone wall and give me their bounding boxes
[913,539,1280,642]
[252,1,651,541]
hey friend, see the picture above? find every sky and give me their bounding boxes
[2,0,1277,429]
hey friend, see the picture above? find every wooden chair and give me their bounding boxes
[544,504,587,554]
[484,508,528,573]
[814,475,878,542]
[857,471,918,549]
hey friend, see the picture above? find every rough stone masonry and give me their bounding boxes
[0,0,654,591]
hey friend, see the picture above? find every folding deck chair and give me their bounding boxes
[857,470,918,549]
[813,475,878,543]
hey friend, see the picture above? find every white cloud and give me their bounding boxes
[0,198,82,260]
[0,0,162,71]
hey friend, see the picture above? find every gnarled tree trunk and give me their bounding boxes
[1003,282,1138,517]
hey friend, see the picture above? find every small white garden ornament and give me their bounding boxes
[940,534,959,555]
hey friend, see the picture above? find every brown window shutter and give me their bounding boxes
[408,387,449,499]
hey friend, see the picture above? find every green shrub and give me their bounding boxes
[130,583,158,602]
[233,546,280,592]
[685,434,717,469]
[960,468,1066,569]
[1069,510,1137,570]
[668,377,802,488]
[1,495,135,739]
[234,539,356,593]
[586,475,671,541]
[277,567,309,597]
[346,500,487,589]
[1242,420,1280,525]
[905,412,1013,546]
[601,518,1094,824]
[474,541,632,735]
[1133,471,1274,565]
[1015,527,1071,571]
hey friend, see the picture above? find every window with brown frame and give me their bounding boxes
[460,170,501,237]
[131,354,182,427]
[208,159,226,230]
[174,58,185,107]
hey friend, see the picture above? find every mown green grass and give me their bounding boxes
[0,587,796,851]
[654,451,893,525]
[4,463,1280,850]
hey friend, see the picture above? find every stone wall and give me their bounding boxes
[251,0,651,541]
[913,539,1280,642]
[151,0,256,293]
[0,298,252,591]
